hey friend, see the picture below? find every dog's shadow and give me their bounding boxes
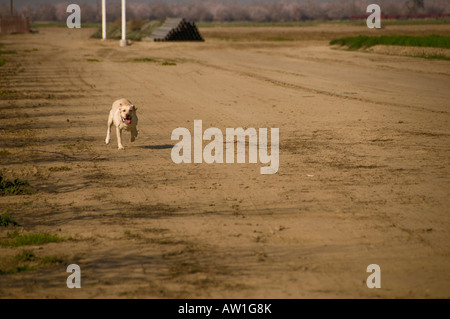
[139,144,174,150]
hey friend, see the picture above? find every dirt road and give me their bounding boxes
[0,24,449,298]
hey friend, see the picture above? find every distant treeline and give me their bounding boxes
[1,0,449,22]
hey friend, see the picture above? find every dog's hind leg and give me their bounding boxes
[105,111,113,145]
[131,127,138,142]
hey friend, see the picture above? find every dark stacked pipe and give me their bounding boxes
[148,18,204,42]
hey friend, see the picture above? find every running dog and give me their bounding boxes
[105,98,138,150]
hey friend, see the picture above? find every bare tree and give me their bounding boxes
[20,4,35,19]
[415,0,425,8]
[129,3,152,21]
[406,0,425,13]
[54,2,69,22]
[0,4,10,17]
[173,2,214,22]
[147,3,173,20]
[80,3,97,23]
[35,3,56,21]
[426,0,450,14]
[106,3,122,22]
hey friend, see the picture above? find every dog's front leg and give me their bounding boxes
[105,113,113,145]
[116,127,124,150]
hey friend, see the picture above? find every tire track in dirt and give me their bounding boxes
[191,58,450,114]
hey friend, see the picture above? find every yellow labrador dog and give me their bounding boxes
[105,98,138,150]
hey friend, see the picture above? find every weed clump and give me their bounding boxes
[0,175,32,196]
[0,212,20,227]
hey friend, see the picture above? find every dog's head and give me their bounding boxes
[119,102,137,125]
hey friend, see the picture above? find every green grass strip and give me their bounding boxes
[0,231,64,247]
[330,35,450,50]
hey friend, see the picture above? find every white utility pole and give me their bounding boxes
[102,0,106,40]
[120,0,127,47]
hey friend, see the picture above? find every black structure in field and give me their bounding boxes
[145,18,204,42]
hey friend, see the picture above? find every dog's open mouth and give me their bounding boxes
[122,117,132,124]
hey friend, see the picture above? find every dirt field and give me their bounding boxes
[0,23,449,299]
